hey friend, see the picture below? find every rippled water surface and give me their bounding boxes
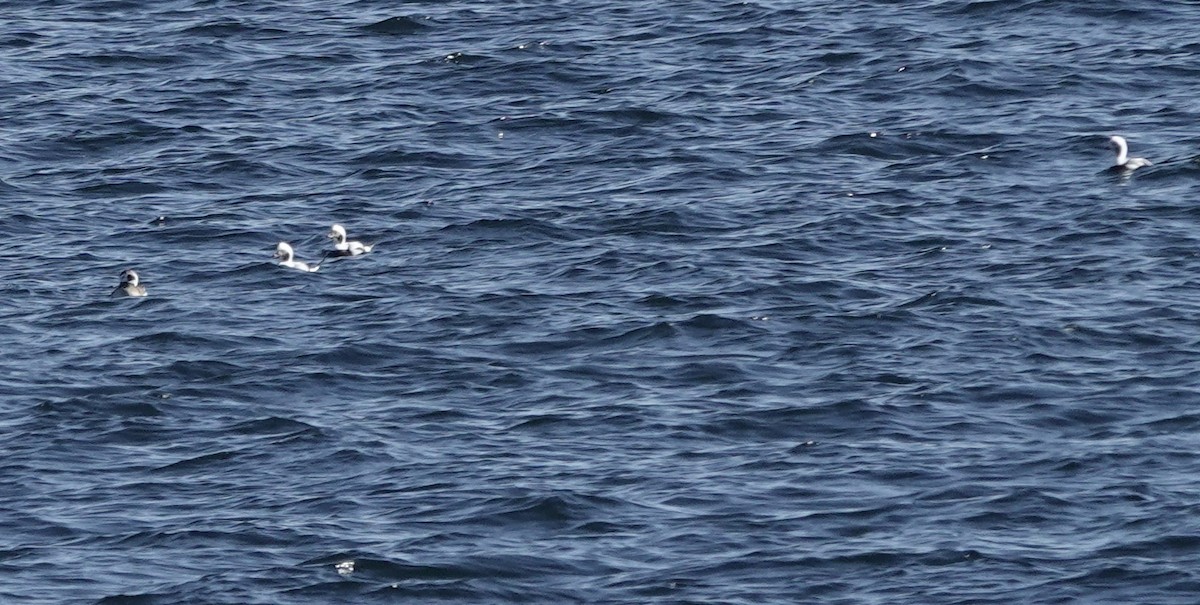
[4,1,1200,603]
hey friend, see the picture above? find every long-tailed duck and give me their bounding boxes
[327,224,374,257]
[112,269,147,297]
[274,242,320,272]
[1109,135,1152,172]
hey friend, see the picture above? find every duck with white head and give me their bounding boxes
[1109,135,1152,172]
[274,242,320,272]
[112,269,147,297]
[327,224,373,257]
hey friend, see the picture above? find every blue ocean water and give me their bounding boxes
[3,0,1200,602]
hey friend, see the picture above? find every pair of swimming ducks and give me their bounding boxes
[111,224,372,297]
[274,223,373,273]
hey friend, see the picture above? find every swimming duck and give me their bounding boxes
[327,224,373,256]
[1109,135,1152,171]
[112,269,147,297]
[274,242,320,272]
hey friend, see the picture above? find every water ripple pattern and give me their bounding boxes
[3,1,1200,603]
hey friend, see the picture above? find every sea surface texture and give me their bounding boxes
[4,1,1200,603]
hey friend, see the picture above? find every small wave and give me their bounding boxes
[677,313,756,332]
[36,397,163,419]
[151,449,245,473]
[74,180,168,196]
[161,359,248,381]
[361,16,429,36]
[229,416,322,437]
[947,0,1042,16]
[457,492,623,528]
[181,20,286,37]
[78,50,178,67]
[438,217,574,242]
[352,147,475,169]
[0,31,43,49]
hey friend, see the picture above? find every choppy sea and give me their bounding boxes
[4,1,1200,603]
